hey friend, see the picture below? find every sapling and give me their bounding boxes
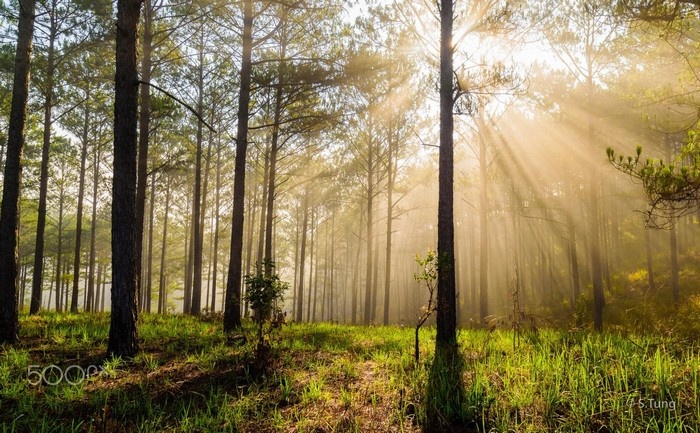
[414,248,438,363]
[243,260,287,365]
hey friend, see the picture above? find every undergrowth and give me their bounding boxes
[0,312,697,432]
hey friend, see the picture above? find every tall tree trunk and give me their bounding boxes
[107,0,141,359]
[211,135,222,313]
[363,118,374,325]
[307,209,315,322]
[478,117,489,322]
[191,34,206,316]
[71,88,91,312]
[30,2,57,315]
[159,174,172,314]
[0,0,35,343]
[295,189,309,322]
[135,0,153,312]
[263,29,287,277]
[146,175,155,313]
[224,0,253,332]
[86,141,101,312]
[436,0,457,350]
[257,141,270,271]
[351,220,362,324]
[54,177,65,312]
[383,131,395,325]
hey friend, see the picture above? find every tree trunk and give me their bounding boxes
[86,140,101,312]
[30,4,57,315]
[71,87,91,312]
[307,209,315,322]
[436,0,457,350]
[295,189,309,322]
[478,117,489,322]
[383,130,395,325]
[363,118,374,325]
[135,0,153,312]
[146,175,155,313]
[190,34,206,316]
[210,134,222,313]
[158,174,171,314]
[644,227,655,292]
[107,0,141,359]
[224,0,253,332]
[0,0,35,343]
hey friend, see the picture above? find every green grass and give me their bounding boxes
[0,312,698,432]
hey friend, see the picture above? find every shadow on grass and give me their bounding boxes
[424,345,482,433]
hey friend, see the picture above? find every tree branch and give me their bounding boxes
[136,80,217,133]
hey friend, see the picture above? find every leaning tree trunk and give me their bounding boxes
[107,0,141,359]
[0,0,36,343]
[224,0,253,331]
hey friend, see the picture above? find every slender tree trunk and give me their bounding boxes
[135,0,153,312]
[383,131,395,325]
[478,117,489,322]
[211,136,222,313]
[0,0,35,343]
[30,4,57,315]
[295,189,309,322]
[363,119,374,325]
[54,178,65,312]
[436,0,457,349]
[95,262,102,312]
[146,175,155,313]
[184,185,194,313]
[257,141,270,272]
[107,0,141,359]
[224,0,253,332]
[71,89,91,312]
[87,141,101,312]
[159,174,171,314]
[190,34,206,316]
[263,31,287,277]
[351,221,362,324]
[307,209,315,322]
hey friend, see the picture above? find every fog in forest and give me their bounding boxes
[1,0,699,333]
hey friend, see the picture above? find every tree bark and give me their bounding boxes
[190,33,206,316]
[71,87,91,312]
[158,174,172,314]
[0,0,35,343]
[478,116,489,322]
[86,140,101,312]
[30,1,57,315]
[224,0,253,332]
[644,227,655,292]
[363,117,374,325]
[107,0,141,359]
[295,189,309,322]
[436,0,457,350]
[135,0,153,312]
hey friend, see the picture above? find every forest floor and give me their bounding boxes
[0,313,698,432]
